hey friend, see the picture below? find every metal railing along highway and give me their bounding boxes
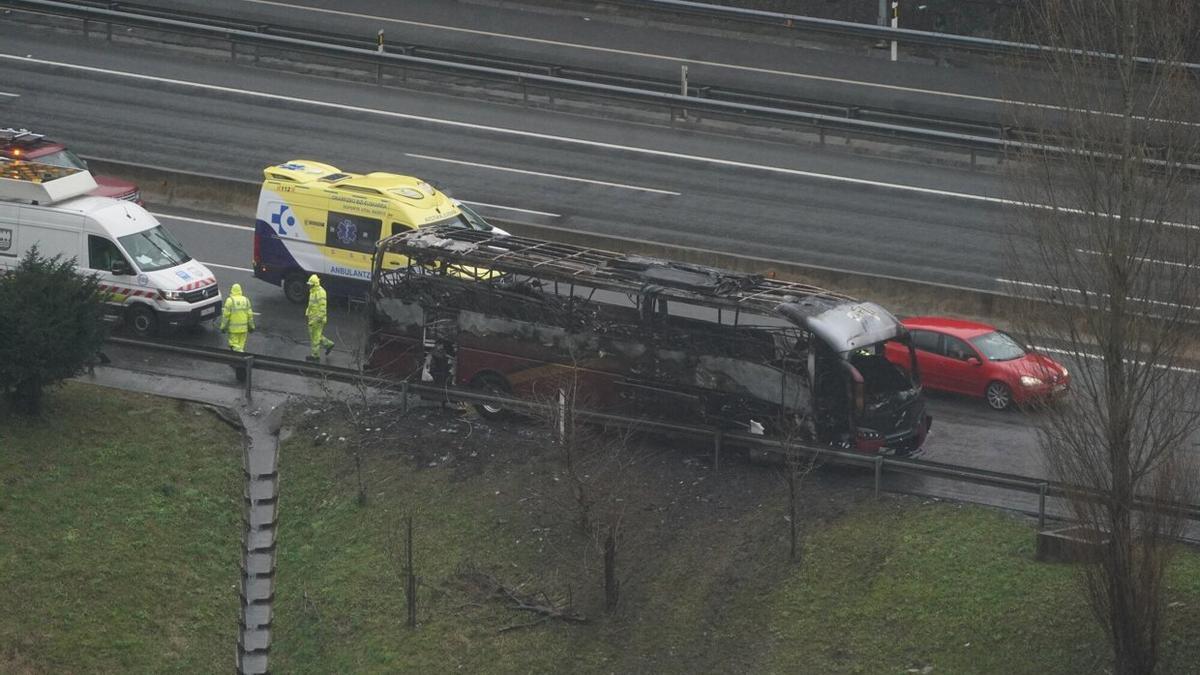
[600,0,1200,72]
[107,335,1200,534]
[9,0,1198,169]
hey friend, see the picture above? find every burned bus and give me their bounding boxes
[365,226,931,455]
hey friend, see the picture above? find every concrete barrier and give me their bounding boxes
[87,157,1030,322]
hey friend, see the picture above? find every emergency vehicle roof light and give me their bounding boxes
[0,159,98,204]
[0,128,46,144]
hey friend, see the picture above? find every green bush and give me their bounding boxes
[0,247,107,414]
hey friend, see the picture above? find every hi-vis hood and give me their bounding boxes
[139,260,218,293]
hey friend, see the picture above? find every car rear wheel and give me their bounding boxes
[470,372,511,420]
[283,272,310,304]
[985,381,1013,411]
[126,304,158,337]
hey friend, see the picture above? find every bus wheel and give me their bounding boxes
[283,272,310,304]
[126,304,158,337]
[471,372,511,420]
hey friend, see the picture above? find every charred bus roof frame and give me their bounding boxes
[371,225,909,354]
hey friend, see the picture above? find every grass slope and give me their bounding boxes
[273,406,1200,674]
[0,383,242,673]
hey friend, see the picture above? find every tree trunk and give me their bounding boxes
[788,466,798,562]
[604,526,618,613]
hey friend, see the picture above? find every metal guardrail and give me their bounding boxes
[602,0,1200,72]
[10,0,1197,170]
[48,0,1008,141]
[1,0,1008,156]
[105,335,1200,528]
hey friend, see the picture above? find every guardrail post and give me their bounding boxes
[1038,482,1048,530]
[712,429,722,472]
[401,380,410,414]
[243,355,254,402]
[890,1,900,61]
[679,65,689,121]
[254,25,268,64]
[873,456,883,498]
[376,30,385,84]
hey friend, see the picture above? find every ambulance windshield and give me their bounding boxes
[119,225,192,272]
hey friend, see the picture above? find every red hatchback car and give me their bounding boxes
[884,317,1070,410]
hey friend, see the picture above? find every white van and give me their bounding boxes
[0,159,221,335]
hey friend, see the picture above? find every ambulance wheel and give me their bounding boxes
[283,272,310,304]
[126,304,158,337]
[470,372,511,420]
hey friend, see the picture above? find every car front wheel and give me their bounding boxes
[985,381,1013,411]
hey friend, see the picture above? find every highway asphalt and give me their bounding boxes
[0,21,1020,290]
[2,5,1196,493]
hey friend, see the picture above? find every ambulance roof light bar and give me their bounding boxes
[0,158,98,204]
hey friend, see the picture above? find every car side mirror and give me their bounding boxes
[110,260,133,276]
[967,357,981,367]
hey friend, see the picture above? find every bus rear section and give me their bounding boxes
[366,227,930,456]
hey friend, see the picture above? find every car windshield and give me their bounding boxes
[427,210,492,233]
[118,226,191,272]
[970,331,1026,362]
[31,149,88,170]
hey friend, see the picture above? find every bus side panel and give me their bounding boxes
[454,341,624,410]
[366,329,426,380]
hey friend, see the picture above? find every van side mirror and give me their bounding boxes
[110,260,133,276]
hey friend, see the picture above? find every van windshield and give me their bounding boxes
[32,149,88,170]
[119,226,192,272]
[427,212,490,232]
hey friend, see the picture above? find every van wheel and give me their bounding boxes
[470,372,512,420]
[283,272,310,304]
[126,304,158,337]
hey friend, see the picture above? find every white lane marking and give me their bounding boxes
[155,213,253,230]
[238,0,1193,126]
[997,278,1200,312]
[1076,248,1194,268]
[406,153,680,195]
[0,91,18,98]
[8,53,1193,227]
[203,261,254,273]
[1033,345,1200,375]
[461,200,561,218]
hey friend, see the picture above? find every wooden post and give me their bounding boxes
[406,515,417,628]
[873,455,883,498]
[1038,483,1048,530]
[713,429,723,472]
[243,355,254,402]
[604,525,618,612]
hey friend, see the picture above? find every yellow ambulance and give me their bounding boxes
[252,160,501,302]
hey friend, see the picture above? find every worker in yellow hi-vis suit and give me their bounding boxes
[305,274,334,362]
[219,283,255,352]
